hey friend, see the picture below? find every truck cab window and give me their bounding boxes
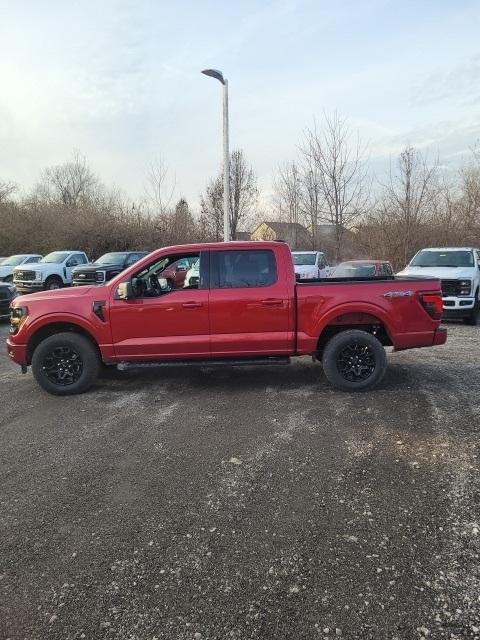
[132,253,200,297]
[213,250,277,288]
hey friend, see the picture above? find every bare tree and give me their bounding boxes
[381,146,438,265]
[200,149,259,240]
[229,149,258,239]
[304,112,370,261]
[199,176,223,241]
[298,133,324,248]
[273,161,303,246]
[35,151,100,207]
[0,181,16,204]
[457,147,480,242]
[144,156,176,215]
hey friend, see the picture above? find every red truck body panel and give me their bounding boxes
[6,241,446,368]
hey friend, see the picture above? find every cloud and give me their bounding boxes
[412,53,480,105]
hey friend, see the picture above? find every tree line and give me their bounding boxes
[1,117,479,268]
[0,150,260,259]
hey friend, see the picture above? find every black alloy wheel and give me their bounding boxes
[32,332,100,395]
[321,329,387,392]
[42,346,83,386]
[336,341,376,382]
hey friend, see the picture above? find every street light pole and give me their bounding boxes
[222,79,230,242]
[201,68,230,242]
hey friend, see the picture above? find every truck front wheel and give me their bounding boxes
[322,329,387,392]
[32,332,100,395]
[464,295,479,326]
[45,276,63,290]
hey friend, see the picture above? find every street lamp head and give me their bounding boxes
[201,68,225,84]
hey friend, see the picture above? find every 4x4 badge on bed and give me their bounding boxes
[383,290,414,298]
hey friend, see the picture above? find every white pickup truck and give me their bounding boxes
[0,254,42,283]
[292,251,331,279]
[398,246,480,325]
[13,250,89,293]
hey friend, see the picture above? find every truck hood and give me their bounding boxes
[14,286,99,305]
[398,266,476,280]
[73,263,119,272]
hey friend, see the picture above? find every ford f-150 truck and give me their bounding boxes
[6,241,446,395]
[397,247,480,325]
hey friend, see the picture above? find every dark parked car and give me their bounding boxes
[72,252,148,286]
[0,282,17,320]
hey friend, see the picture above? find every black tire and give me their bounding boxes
[32,332,100,395]
[322,329,387,392]
[44,276,63,291]
[463,295,479,326]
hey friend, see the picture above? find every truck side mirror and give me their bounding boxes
[117,281,134,300]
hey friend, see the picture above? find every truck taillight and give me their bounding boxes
[421,294,443,320]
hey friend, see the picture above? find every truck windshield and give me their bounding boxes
[95,253,128,266]
[40,252,70,263]
[293,253,317,266]
[410,250,474,268]
[2,255,26,266]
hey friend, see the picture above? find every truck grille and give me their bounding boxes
[14,270,36,281]
[73,271,97,283]
[441,279,466,297]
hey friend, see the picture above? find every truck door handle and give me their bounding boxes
[261,298,283,306]
[182,301,203,309]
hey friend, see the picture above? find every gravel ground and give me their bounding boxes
[0,322,479,640]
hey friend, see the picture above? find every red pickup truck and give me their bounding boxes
[7,241,446,395]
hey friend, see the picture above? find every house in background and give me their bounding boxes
[234,231,251,241]
[308,223,362,262]
[251,222,312,250]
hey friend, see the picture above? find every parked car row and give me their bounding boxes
[291,252,394,280]
[292,247,480,325]
[2,244,479,325]
[0,250,149,294]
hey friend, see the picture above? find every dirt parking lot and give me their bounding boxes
[0,322,479,640]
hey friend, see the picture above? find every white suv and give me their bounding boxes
[13,250,89,293]
[397,247,480,325]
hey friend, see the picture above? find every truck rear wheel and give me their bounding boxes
[32,332,100,395]
[322,329,387,392]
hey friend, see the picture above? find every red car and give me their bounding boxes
[331,260,394,278]
[7,242,446,395]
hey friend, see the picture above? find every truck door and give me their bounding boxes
[109,250,210,359]
[208,248,293,356]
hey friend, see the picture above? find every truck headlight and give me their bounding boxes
[10,306,28,334]
[459,280,471,296]
[96,271,106,283]
[35,271,43,280]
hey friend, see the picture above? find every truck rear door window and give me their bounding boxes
[212,250,277,288]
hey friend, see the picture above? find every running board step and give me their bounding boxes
[117,357,291,371]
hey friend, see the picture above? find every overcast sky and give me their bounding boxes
[1,0,479,207]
